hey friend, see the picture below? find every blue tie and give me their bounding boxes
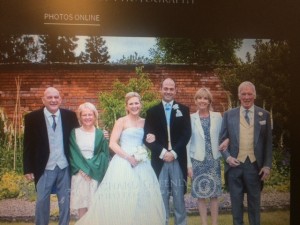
[244,109,250,124]
[165,103,171,125]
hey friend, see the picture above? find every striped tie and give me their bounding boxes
[244,109,250,124]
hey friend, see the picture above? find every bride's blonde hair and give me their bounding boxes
[125,92,142,114]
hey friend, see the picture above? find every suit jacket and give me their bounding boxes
[144,101,191,191]
[23,107,79,185]
[187,111,222,168]
[219,105,272,187]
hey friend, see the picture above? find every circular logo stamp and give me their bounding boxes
[192,173,216,198]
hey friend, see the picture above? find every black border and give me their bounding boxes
[0,1,299,224]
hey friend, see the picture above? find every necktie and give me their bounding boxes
[165,103,171,125]
[244,109,250,124]
[51,115,56,131]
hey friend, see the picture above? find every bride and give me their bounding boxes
[75,92,166,225]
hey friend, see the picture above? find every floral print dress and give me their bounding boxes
[191,116,222,199]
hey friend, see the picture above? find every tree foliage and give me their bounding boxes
[115,52,152,64]
[39,35,78,63]
[78,36,110,63]
[0,35,39,63]
[217,39,291,167]
[98,66,160,131]
[150,38,242,65]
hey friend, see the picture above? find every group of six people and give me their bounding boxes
[23,78,272,225]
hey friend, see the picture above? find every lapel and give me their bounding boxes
[169,101,180,127]
[159,102,169,134]
[254,106,261,147]
[169,101,175,127]
[192,112,205,139]
[60,109,68,141]
[36,108,50,147]
[233,108,240,146]
[209,112,217,136]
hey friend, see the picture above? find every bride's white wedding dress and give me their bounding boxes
[75,127,166,225]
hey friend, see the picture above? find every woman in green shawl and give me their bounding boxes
[69,102,109,219]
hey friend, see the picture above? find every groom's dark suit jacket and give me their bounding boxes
[144,101,191,192]
[23,107,79,185]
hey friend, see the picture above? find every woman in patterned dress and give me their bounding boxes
[187,88,228,225]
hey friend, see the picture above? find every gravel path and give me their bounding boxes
[0,192,290,222]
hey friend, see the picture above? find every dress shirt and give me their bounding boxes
[44,108,60,127]
[160,100,177,159]
[241,105,254,125]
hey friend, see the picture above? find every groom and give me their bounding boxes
[144,78,191,225]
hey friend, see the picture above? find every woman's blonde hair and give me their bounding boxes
[125,92,142,114]
[194,87,213,111]
[77,102,99,126]
[125,92,141,104]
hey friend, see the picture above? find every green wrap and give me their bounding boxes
[69,128,109,183]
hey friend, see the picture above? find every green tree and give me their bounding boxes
[150,38,242,65]
[115,52,152,64]
[217,39,291,172]
[99,66,159,131]
[79,36,110,63]
[0,35,38,63]
[39,35,78,63]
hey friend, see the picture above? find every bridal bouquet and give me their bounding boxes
[133,145,148,162]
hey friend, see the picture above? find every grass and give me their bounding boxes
[0,210,290,225]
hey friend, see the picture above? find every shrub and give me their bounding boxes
[0,171,36,200]
[99,66,160,131]
[0,107,24,175]
[0,171,22,199]
[264,147,290,192]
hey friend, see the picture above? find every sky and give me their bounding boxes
[76,37,257,62]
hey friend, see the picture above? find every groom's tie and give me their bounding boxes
[165,103,171,125]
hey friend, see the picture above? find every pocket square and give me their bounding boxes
[176,110,183,117]
[259,120,266,125]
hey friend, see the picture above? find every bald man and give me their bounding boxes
[144,78,191,225]
[23,87,79,225]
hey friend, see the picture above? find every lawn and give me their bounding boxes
[0,210,290,225]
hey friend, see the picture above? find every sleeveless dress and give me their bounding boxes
[75,127,166,225]
[191,116,222,199]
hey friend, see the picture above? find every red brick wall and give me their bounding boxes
[0,64,229,124]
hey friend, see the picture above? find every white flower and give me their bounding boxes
[258,112,263,117]
[133,146,148,162]
[172,104,179,110]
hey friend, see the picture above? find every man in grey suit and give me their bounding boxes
[23,87,79,225]
[219,81,272,225]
